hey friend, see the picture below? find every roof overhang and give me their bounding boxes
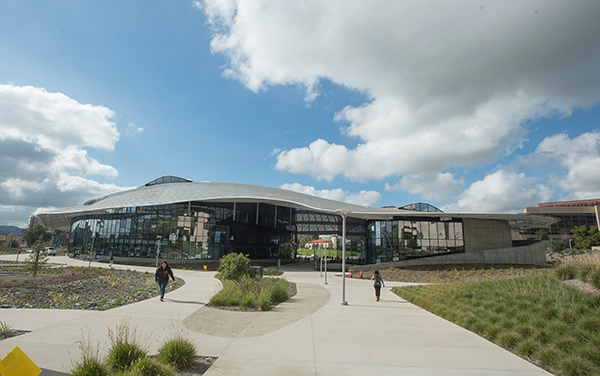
[36,181,560,231]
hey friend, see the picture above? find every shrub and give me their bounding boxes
[157,336,197,369]
[106,321,147,371]
[70,330,110,376]
[217,253,255,281]
[550,239,570,254]
[209,276,290,311]
[258,288,272,311]
[107,343,147,372]
[70,358,110,376]
[554,261,577,280]
[268,278,289,303]
[0,321,14,339]
[590,269,600,290]
[131,357,176,376]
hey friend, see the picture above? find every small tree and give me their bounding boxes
[23,223,53,247]
[535,228,549,240]
[28,237,49,276]
[572,225,600,250]
[217,253,255,281]
[550,239,570,254]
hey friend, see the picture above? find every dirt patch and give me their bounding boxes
[563,279,600,294]
[176,356,217,376]
[0,264,184,310]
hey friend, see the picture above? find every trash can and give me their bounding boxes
[251,266,264,278]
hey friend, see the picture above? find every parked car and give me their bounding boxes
[45,247,56,256]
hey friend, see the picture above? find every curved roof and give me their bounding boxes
[36,178,559,231]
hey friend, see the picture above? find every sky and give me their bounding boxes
[1,0,600,228]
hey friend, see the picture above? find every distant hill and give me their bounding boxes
[0,226,25,236]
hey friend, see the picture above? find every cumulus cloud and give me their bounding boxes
[442,170,553,213]
[532,132,600,199]
[385,172,464,202]
[202,1,600,183]
[280,182,381,206]
[0,84,133,225]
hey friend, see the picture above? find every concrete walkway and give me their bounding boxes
[0,255,552,375]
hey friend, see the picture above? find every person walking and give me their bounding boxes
[155,261,175,302]
[108,254,114,268]
[371,270,385,302]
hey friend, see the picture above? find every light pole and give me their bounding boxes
[320,247,323,277]
[336,209,352,305]
[324,244,328,285]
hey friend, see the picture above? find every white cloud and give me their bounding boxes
[0,84,132,216]
[385,172,464,202]
[280,182,381,206]
[442,170,553,213]
[202,1,600,181]
[533,132,600,199]
[126,122,144,135]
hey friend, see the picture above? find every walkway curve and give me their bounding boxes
[183,282,330,338]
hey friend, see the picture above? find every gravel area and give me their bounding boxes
[0,265,184,310]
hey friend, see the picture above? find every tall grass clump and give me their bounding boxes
[106,320,148,372]
[554,253,600,289]
[70,330,110,376]
[130,357,176,376]
[393,273,600,376]
[157,336,197,369]
[209,276,290,311]
[211,252,290,311]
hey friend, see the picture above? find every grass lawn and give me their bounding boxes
[393,273,600,376]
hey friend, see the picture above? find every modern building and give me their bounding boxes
[522,199,600,239]
[37,176,558,266]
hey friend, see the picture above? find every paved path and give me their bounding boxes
[0,255,552,375]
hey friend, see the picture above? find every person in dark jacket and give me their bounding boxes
[155,261,175,302]
[371,270,385,302]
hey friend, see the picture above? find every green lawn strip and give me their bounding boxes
[392,275,600,376]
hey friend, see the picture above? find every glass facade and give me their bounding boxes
[68,203,464,263]
[68,201,297,260]
[367,218,464,262]
[521,212,598,236]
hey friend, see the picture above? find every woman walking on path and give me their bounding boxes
[155,261,175,302]
[371,270,385,302]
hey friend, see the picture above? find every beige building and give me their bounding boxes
[523,199,600,239]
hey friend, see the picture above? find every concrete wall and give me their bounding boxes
[352,241,548,271]
[463,218,512,253]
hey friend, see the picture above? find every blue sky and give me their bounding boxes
[1,0,599,227]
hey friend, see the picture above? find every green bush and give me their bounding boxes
[550,239,570,254]
[554,262,577,280]
[106,321,148,372]
[131,357,176,376]
[157,337,197,369]
[106,343,147,371]
[209,276,290,311]
[217,253,255,281]
[70,358,110,376]
[269,278,289,303]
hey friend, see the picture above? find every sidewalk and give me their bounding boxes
[0,256,552,375]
